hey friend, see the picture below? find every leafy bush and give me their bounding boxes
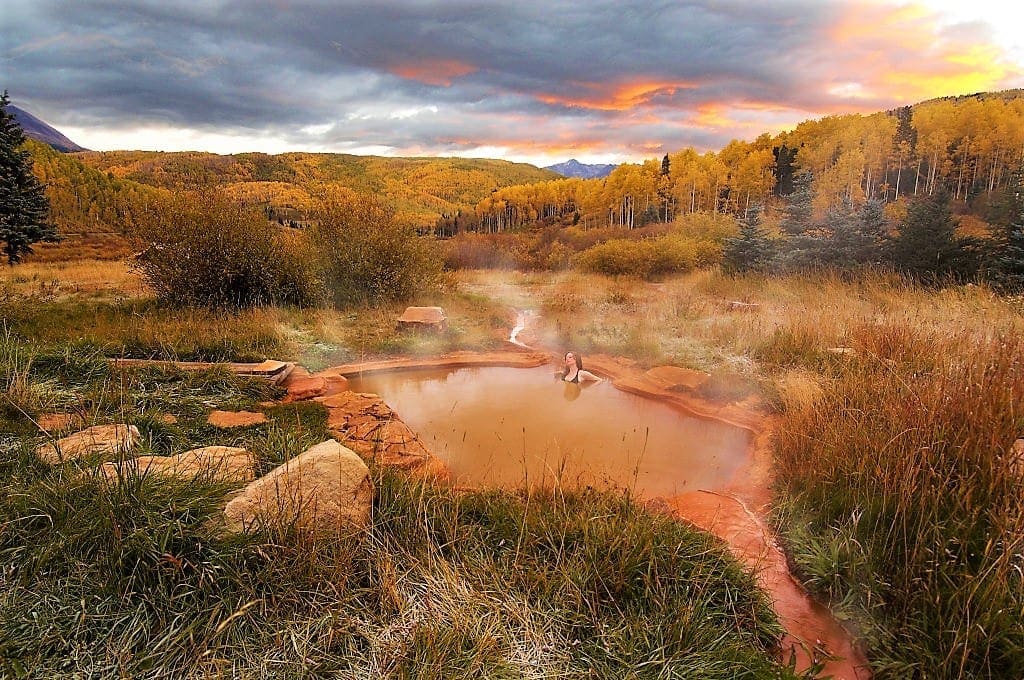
[309,194,443,305]
[575,234,716,278]
[128,190,320,308]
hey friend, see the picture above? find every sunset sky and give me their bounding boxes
[4,0,1023,166]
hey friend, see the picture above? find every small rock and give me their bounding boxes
[725,301,760,312]
[100,446,254,483]
[397,306,447,331]
[37,424,141,464]
[826,347,857,357]
[36,412,83,433]
[207,410,268,428]
[223,440,372,534]
[158,413,178,425]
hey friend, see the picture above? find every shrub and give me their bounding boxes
[575,235,714,279]
[308,194,443,305]
[575,238,659,278]
[441,232,530,270]
[128,190,320,308]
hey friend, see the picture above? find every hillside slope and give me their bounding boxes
[25,140,165,260]
[11,105,87,153]
[73,151,559,227]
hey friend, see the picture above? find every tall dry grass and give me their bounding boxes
[773,326,1024,678]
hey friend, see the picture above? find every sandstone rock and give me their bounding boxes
[397,306,447,330]
[157,413,178,425]
[37,424,141,464]
[36,412,83,433]
[644,365,708,392]
[319,391,444,475]
[207,410,268,428]
[286,375,327,400]
[224,440,372,533]
[100,446,254,483]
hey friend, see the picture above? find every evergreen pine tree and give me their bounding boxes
[722,206,773,274]
[657,153,673,222]
[888,191,960,281]
[996,175,1024,291]
[779,170,815,236]
[772,144,797,196]
[0,91,58,263]
[838,198,888,267]
[822,196,861,269]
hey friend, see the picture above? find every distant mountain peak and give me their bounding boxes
[9,105,87,153]
[544,158,617,179]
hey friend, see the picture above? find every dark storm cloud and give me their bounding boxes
[1,1,1015,159]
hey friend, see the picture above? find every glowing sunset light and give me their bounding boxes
[4,0,1023,166]
[389,59,478,86]
[537,79,699,112]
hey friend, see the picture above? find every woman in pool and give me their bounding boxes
[561,351,602,383]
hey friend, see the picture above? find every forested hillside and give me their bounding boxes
[460,90,1024,233]
[72,150,558,228]
[25,140,166,260]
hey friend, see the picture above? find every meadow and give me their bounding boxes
[1,261,810,678]
[3,257,1022,676]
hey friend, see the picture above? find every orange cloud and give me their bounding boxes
[827,2,1019,105]
[389,59,477,86]
[537,79,698,111]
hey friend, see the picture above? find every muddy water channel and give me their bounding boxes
[346,365,751,497]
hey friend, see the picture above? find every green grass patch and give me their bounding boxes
[0,338,801,677]
[1,298,283,362]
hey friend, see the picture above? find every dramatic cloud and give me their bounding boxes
[3,0,1022,165]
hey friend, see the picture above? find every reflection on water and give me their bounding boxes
[346,366,751,498]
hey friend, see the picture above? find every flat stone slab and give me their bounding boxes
[36,412,84,433]
[37,424,141,464]
[110,359,296,385]
[100,446,254,483]
[318,391,444,477]
[224,440,372,533]
[397,306,447,329]
[207,410,268,428]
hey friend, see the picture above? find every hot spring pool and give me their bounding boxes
[346,365,751,498]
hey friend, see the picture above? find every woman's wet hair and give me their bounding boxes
[564,350,584,373]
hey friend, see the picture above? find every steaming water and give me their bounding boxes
[347,366,751,497]
[508,309,532,346]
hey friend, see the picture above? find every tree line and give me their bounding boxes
[462,91,1024,233]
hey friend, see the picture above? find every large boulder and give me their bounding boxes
[37,424,140,464]
[100,446,254,483]
[223,440,372,534]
